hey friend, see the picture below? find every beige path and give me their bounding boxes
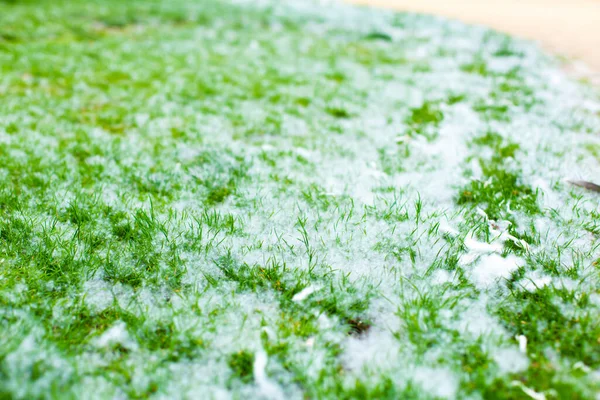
[348,0,600,80]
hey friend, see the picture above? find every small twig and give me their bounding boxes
[567,180,600,193]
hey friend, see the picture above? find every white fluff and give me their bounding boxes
[253,350,284,400]
[471,254,524,289]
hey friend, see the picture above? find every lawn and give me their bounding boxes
[0,0,599,398]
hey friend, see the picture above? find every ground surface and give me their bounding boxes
[1,0,600,399]
[350,0,600,79]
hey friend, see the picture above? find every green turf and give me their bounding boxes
[0,0,599,398]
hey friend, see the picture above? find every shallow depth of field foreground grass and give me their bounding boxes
[1,0,600,398]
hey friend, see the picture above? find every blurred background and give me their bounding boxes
[348,0,600,75]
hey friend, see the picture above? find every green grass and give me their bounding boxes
[459,131,540,222]
[406,101,444,140]
[0,0,599,398]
